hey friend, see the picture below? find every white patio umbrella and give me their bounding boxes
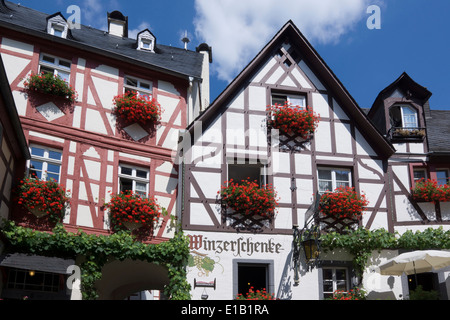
[379,250,450,276]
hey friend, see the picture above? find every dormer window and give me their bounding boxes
[389,105,425,140]
[137,29,156,52]
[47,13,69,39]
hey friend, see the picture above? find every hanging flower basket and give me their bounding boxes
[16,177,70,223]
[23,72,78,103]
[219,179,278,220]
[267,103,319,139]
[411,179,450,203]
[105,191,161,232]
[112,91,162,125]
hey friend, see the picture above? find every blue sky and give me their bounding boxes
[12,0,450,111]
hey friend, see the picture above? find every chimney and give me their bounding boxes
[107,11,128,38]
[196,43,212,109]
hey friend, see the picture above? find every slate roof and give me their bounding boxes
[0,1,204,80]
[427,110,450,153]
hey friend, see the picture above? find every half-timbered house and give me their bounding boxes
[182,21,450,300]
[0,1,210,300]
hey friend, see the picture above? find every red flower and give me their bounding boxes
[267,103,319,139]
[15,177,70,223]
[105,191,161,231]
[112,91,162,125]
[219,179,279,219]
[23,72,78,102]
[319,186,368,220]
[411,179,450,203]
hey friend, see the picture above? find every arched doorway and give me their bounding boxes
[95,259,170,300]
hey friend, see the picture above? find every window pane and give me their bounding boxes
[40,66,55,75]
[31,147,45,157]
[229,164,262,186]
[48,150,62,161]
[126,77,138,87]
[272,95,287,106]
[139,82,151,90]
[120,166,133,176]
[59,60,71,69]
[322,269,333,280]
[119,177,133,193]
[335,170,350,182]
[437,170,449,186]
[414,170,427,181]
[289,96,305,108]
[42,55,55,64]
[319,181,332,193]
[47,173,60,182]
[58,71,70,83]
[47,163,61,174]
[136,169,148,179]
[318,170,332,180]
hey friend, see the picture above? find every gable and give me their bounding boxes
[190,21,394,159]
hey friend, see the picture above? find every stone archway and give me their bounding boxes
[95,258,170,300]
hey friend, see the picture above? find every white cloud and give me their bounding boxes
[194,0,376,82]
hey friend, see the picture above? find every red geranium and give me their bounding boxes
[235,287,277,300]
[112,91,162,125]
[219,179,278,219]
[23,72,78,103]
[319,186,368,220]
[267,103,319,139]
[412,179,450,203]
[105,191,161,231]
[16,177,70,223]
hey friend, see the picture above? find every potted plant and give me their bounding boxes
[112,91,162,125]
[219,179,278,220]
[16,177,70,223]
[267,103,319,139]
[23,72,77,103]
[411,178,450,203]
[319,186,369,221]
[105,191,161,232]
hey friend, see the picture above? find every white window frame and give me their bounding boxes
[137,31,156,52]
[39,53,72,83]
[400,105,418,128]
[118,163,150,197]
[271,93,306,108]
[47,15,69,39]
[318,167,352,194]
[28,144,63,182]
[322,267,349,299]
[413,168,428,183]
[227,159,268,188]
[124,76,153,99]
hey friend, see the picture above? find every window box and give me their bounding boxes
[16,177,70,223]
[267,102,319,140]
[389,127,426,141]
[219,179,278,220]
[23,72,77,103]
[112,91,162,125]
[105,191,161,232]
[318,187,368,233]
[411,179,450,203]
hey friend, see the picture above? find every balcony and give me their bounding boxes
[388,127,426,142]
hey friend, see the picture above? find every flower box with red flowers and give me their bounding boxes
[112,91,162,125]
[235,287,277,300]
[23,72,78,103]
[219,179,278,220]
[105,191,161,232]
[16,177,70,223]
[267,103,319,139]
[319,186,369,221]
[411,178,450,203]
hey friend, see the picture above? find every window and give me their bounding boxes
[6,268,62,293]
[322,267,349,299]
[46,14,68,39]
[436,170,449,186]
[29,145,62,182]
[124,76,152,99]
[51,23,65,37]
[228,160,268,187]
[237,264,268,295]
[413,168,427,183]
[318,168,351,194]
[118,164,149,197]
[137,30,156,52]
[39,54,71,83]
[272,93,306,108]
[390,105,418,129]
